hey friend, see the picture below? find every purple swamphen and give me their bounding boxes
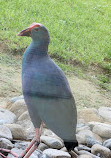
[0,23,78,158]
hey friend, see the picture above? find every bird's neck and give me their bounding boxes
[26,39,48,56]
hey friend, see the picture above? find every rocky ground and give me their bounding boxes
[0,96,111,158]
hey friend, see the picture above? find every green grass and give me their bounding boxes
[0,0,111,72]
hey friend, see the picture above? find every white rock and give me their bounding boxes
[76,130,93,144]
[76,150,99,158]
[92,123,111,138]
[17,119,35,140]
[10,95,24,103]
[0,138,14,149]
[38,143,49,151]
[9,99,27,118]
[8,148,50,158]
[98,107,111,123]
[31,150,51,158]
[18,111,30,121]
[103,138,111,149]
[42,128,63,142]
[78,108,101,123]
[14,140,30,150]
[43,149,71,158]
[0,125,12,140]
[88,121,102,130]
[5,124,26,140]
[76,129,102,146]
[77,125,90,133]
[78,155,93,158]
[40,136,64,149]
[7,148,24,158]
[0,108,17,124]
[91,144,111,158]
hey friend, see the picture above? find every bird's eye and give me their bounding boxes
[35,28,39,31]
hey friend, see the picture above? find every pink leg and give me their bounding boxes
[0,148,19,158]
[18,137,37,158]
[0,152,6,158]
[0,123,44,158]
[18,127,41,158]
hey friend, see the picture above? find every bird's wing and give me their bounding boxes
[22,57,73,98]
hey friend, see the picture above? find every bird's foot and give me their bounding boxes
[0,139,40,158]
[18,139,40,158]
[0,148,19,158]
[0,128,41,158]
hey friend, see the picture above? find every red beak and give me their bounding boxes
[17,22,40,36]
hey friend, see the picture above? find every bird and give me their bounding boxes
[9,22,78,158]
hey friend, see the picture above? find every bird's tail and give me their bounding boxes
[64,141,78,151]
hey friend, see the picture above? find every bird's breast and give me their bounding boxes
[22,61,72,98]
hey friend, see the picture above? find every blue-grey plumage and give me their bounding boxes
[18,23,78,151]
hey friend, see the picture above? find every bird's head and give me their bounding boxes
[17,22,50,44]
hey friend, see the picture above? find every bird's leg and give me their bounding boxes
[18,136,37,158]
[18,126,42,158]
[0,148,19,158]
[0,124,44,158]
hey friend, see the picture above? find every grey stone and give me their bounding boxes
[77,119,85,124]
[92,133,103,143]
[5,124,26,140]
[17,119,35,140]
[88,121,101,130]
[77,125,90,133]
[60,147,67,152]
[42,128,62,142]
[9,99,27,118]
[38,143,49,151]
[7,148,23,158]
[0,125,12,140]
[76,130,93,144]
[92,123,111,138]
[77,123,85,128]
[103,138,111,150]
[76,144,91,152]
[18,111,30,121]
[43,149,71,158]
[14,140,30,150]
[98,107,111,123]
[8,148,50,158]
[74,149,99,158]
[91,144,111,158]
[0,138,13,149]
[0,108,17,124]
[78,108,101,123]
[85,135,102,147]
[10,95,24,103]
[78,155,92,158]
[40,136,64,149]
[31,150,51,158]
